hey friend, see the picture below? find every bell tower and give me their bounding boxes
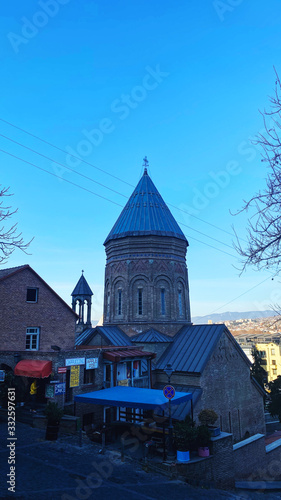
[71,271,93,334]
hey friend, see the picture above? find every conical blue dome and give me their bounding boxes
[104,168,187,245]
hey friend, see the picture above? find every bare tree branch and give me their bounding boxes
[0,186,33,264]
[233,70,281,275]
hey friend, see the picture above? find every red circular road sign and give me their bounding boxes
[163,385,176,399]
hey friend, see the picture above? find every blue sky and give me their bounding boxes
[1,0,281,321]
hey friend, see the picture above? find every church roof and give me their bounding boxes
[104,167,187,245]
[75,325,132,346]
[71,273,93,297]
[131,328,173,343]
[156,324,225,373]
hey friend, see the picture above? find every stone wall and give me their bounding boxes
[233,434,266,479]
[195,331,266,442]
[0,267,76,351]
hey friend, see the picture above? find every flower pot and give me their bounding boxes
[198,446,210,457]
[208,426,220,437]
[45,423,59,441]
[176,450,190,463]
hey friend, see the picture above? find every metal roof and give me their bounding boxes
[71,273,93,297]
[131,329,173,343]
[156,324,225,373]
[103,349,156,362]
[75,325,132,347]
[104,168,187,245]
[154,383,202,421]
[74,386,192,410]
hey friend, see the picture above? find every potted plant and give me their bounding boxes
[44,402,64,441]
[198,409,220,437]
[197,425,211,457]
[174,416,197,463]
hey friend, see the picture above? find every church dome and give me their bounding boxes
[104,167,187,245]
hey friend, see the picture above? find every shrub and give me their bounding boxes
[198,409,218,427]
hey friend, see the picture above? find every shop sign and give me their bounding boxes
[86,358,98,370]
[0,370,5,382]
[50,380,60,384]
[45,384,55,398]
[70,365,80,387]
[55,383,66,395]
[58,367,67,374]
[65,358,85,366]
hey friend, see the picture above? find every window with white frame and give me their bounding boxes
[26,327,40,350]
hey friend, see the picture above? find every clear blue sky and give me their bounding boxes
[1,0,281,321]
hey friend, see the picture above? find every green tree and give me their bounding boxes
[251,346,267,389]
[268,375,281,422]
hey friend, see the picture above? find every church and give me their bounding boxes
[73,159,266,442]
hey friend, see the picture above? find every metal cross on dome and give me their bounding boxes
[143,156,149,174]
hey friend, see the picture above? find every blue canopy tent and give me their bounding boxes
[74,386,192,410]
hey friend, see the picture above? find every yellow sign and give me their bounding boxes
[118,379,129,386]
[70,365,80,387]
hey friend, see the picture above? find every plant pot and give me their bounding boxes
[176,450,190,463]
[45,423,59,441]
[198,446,210,457]
[208,426,220,437]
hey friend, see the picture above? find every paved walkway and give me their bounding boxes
[2,420,281,499]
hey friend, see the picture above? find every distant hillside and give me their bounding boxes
[192,310,278,324]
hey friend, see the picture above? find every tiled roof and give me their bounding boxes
[104,169,187,245]
[75,326,132,346]
[156,324,225,373]
[131,329,173,343]
[71,273,93,297]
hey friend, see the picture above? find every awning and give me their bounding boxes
[103,349,156,363]
[74,386,192,410]
[14,360,52,378]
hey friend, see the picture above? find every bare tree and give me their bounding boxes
[234,68,281,275]
[0,186,32,264]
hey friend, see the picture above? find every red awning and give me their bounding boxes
[14,360,52,378]
[103,349,156,363]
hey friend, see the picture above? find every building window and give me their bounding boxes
[161,288,166,315]
[107,291,110,316]
[273,368,277,375]
[26,288,38,303]
[138,288,143,315]
[259,350,266,358]
[178,289,183,316]
[84,369,95,385]
[118,289,122,315]
[271,349,275,355]
[272,360,276,365]
[26,328,39,350]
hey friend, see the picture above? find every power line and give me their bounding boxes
[0,130,240,251]
[178,220,235,251]
[0,133,128,199]
[205,275,273,316]
[0,146,239,259]
[0,118,134,188]
[0,117,244,241]
[0,149,123,208]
